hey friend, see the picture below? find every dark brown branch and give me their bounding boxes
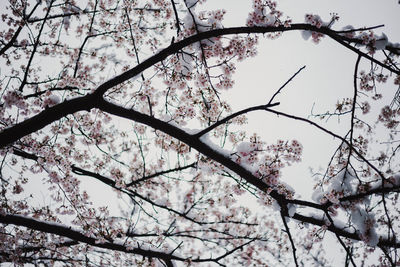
[18,0,54,92]
[339,184,400,202]
[7,108,400,249]
[0,213,258,264]
[23,86,81,99]
[333,26,400,56]
[71,165,115,186]
[170,0,181,34]
[334,24,385,34]
[12,138,400,206]
[92,24,400,98]
[0,214,185,262]
[0,2,40,56]
[347,55,361,165]
[0,26,24,56]
[96,98,277,196]
[0,94,97,148]
[19,240,79,254]
[280,212,299,267]
[72,163,197,188]
[267,65,306,105]
[125,7,143,68]
[12,148,39,160]
[214,239,255,262]
[2,24,399,148]
[290,212,399,248]
[326,30,399,72]
[95,99,400,248]
[0,252,83,265]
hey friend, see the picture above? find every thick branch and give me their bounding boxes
[2,24,399,148]
[92,24,400,97]
[95,99,400,248]
[0,214,185,262]
[7,102,400,248]
[0,94,97,148]
[290,212,400,248]
[96,98,276,196]
[0,214,255,264]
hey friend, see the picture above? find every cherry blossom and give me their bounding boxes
[0,0,400,266]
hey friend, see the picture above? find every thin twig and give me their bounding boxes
[280,212,299,267]
[267,65,306,105]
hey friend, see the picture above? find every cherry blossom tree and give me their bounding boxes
[1,0,400,266]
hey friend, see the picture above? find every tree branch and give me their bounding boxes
[0,2,41,56]
[2,24,399,148]
[0,94,97,148]
[95,98,400,248]
[267,65,306,105]
[280,212,299,267]
[0,214,185,262]
[0,213,260,264]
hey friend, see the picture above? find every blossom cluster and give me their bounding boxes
[231,137,302,192]
[378,106,400,129]
[359,70,388,91]
[246,0,290,27]
[2,90,26,109]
